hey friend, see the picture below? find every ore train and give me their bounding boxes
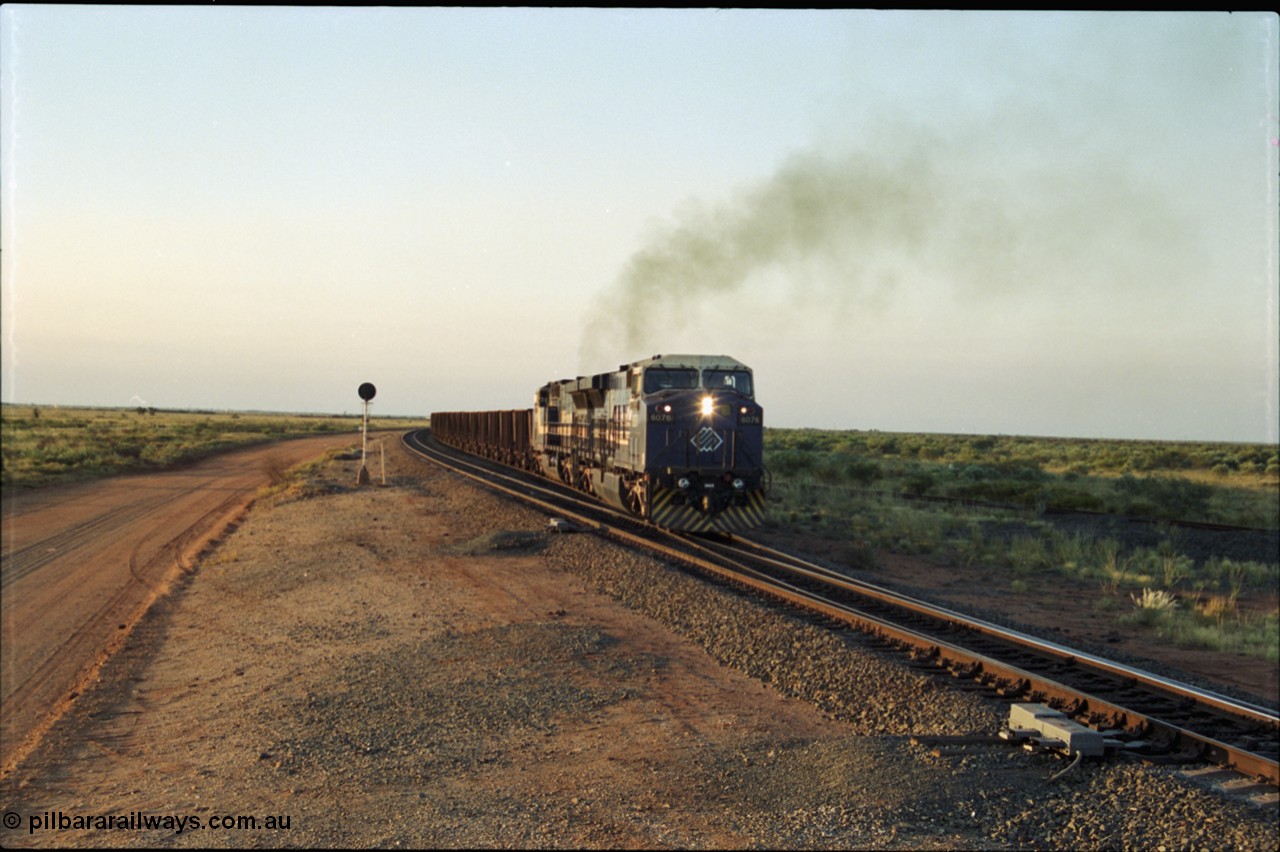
[431,354,769,534]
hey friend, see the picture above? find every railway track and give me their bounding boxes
[402,428,1280,788]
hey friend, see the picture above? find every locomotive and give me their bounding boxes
[431,354,769,533]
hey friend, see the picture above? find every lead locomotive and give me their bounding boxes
[432,354,769,533]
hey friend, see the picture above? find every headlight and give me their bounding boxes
[732,478,745,490]
[701,396,714,416]
[677,477,691,489]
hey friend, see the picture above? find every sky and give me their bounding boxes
[2,7,1277,443]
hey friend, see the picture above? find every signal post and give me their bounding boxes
[356,382,376,486]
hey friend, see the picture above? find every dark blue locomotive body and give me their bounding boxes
[432,354,769,534]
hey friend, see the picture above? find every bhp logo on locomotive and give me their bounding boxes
[691,426,724,453]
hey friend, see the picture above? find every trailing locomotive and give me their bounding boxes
[431,354,769,533]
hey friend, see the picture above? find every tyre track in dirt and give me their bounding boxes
[2,498,170,590]
[0,434,360,777]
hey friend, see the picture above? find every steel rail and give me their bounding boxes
[401,429,635,532]
[400,429,1279,785]
[730,536,1279,726]
[679,533,1279,785]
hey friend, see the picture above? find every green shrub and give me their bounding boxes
[1039,485,1105,512]
[949,479,1041,505]
[903,471,936,497]
[1112,475,1212,520]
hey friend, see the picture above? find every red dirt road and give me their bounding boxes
[0,434,359,776]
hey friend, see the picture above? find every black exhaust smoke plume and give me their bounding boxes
[579,143,939,364]
[578,122,1201,368]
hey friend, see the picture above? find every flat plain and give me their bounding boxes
[1,437,1276,848]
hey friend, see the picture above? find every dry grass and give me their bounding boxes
[2,404,422,489]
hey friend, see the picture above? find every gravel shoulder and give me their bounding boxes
[1,438,1276,849]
